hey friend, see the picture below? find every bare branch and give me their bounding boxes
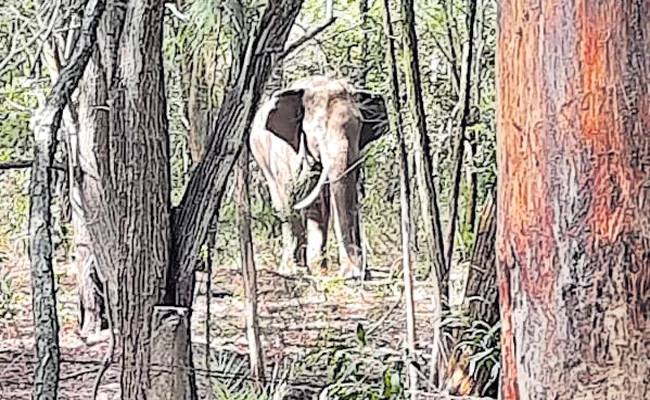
[0,3,60,75]
[0,160,67,171]
[280,16,337,60]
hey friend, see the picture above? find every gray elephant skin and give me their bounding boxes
[249,75,389,278]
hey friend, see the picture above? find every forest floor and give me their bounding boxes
[0,254,445,399]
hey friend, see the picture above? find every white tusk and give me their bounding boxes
[293,163,330,210]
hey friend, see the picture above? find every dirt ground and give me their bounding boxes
[0,255,440,399]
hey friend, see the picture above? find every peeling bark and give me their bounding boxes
[148,306,193,400]
[498,1,650,398]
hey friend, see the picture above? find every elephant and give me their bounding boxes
[249,75,389,278]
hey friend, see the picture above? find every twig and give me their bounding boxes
[0,160,67,171]
[280,17,337,60]
[92,281,115,400]
[0,3,60,75]
[60,367,101,381]
[366,288,404,336]
[165,3,189,20]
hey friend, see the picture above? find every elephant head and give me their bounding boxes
[260,76,389,277]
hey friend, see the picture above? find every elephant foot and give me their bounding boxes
[278,259,310,276]
[307,256,328,277]
[338,262,369,280]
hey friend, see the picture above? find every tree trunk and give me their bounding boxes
[498,1,650,398]
[169,0,304,307]
[382,0,417,394]
[148,306,193,400]
[445,0,477,273]
[443,190,498,397]
[108,0,173,397]
[28,1,105,398]
[400,0,447,292]
[183,48,211,166]
[30,100,64,400]
[236,146,265,382]
[73,48,110,338]
[73,0,127,337]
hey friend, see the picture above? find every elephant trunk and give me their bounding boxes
[293,163,330,210]
[330,164,363,278]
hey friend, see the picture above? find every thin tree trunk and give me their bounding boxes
[463,0,487,240]
[445,0,477,272]
[28,1,105,398]
[498,1,650,398]
[357,0,369,277]
[236,146,265,383]
[382,0,418,395]
[35,9,109,338]
[400,0,447,293]
[184,52,211,166]
[169,0,304,307]
[463,141,478,242]
[30,95,63,400]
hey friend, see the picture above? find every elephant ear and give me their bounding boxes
[265,88,305,153]
[353,90,390,151]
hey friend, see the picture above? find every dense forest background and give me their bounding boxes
[0,0,501,398]
[0,0,497,270]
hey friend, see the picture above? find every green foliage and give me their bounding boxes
[442,311,501,396]
[0,271,20,318]
[208,349,292,400]
[305,329,407,400]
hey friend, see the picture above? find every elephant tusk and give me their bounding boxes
[293,163,330,210]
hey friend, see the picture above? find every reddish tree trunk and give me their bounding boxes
[497,1,650,398]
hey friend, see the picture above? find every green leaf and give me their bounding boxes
[356,322,367,347]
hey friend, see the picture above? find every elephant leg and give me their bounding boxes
[305,190,330,274]
[279,216,305,275]
[330,170,364,279]
[263,175,301,275]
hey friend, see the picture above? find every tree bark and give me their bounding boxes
[73,47,110,338]
[183,48,211,166]
[400,0,447,292]
[498,1,650,398]
[108,0,173,397]
[73,0,127,337]
[382,0,418,394]
[463,191,498,325]
[148,306,193,400]
[28,0,105,398]
[169,0,304,307]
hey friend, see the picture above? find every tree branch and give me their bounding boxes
[0,160,67,171]
[280,16,337,60]
[0,3,60,76]
[445,0,478,272]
